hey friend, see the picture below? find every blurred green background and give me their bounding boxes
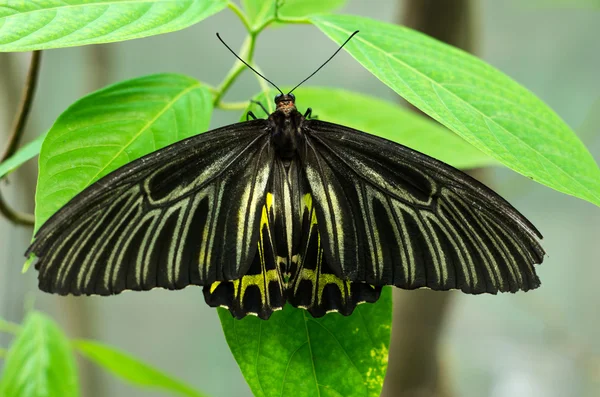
[1,1,599,396]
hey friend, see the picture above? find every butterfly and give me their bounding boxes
[26,32,545,320]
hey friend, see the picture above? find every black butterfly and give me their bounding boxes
[26,33,545,320]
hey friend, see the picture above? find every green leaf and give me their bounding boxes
[73,340,208,397]
[241,0,275,29]
[242,0,345,29]
[279,0,346,18]
[0,0,228,52]
[0,131,47,179]
[219,288,392,397]
[0,312,78,397]
[34,73,212,232]
[311,14,600,207]
[245,87,495,170]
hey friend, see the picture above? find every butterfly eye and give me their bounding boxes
[274,93,283,103]
[288,93,295,101]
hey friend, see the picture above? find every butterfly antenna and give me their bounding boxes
[288,30,359,95]
[216,33,284,95]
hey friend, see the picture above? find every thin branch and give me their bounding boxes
[215,100,251,111]
[227,1,252,32]
[0,51,42,228]
[0,193,35,226]
[2,51,42,162]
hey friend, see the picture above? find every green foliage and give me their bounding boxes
[246,87,495,170]
[0,132,46,179]
[310,14,600,208]
[74,340,208,397]
[34,73,212,231]
[0,312,78,397]
[241,0,345,29]
[0,312,209,397]
[219,288,392,397]
[0,0,228,52]
[1,1,599,397]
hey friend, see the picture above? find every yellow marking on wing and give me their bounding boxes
[233,200,283,307]
[210,281,221,293]
[233,269,280,306]
[303,193,312,210]
[294,210,352,306]
[296,268,351,305]
[311,205,318,226]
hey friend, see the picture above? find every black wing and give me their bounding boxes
[301,120,544,294]
[27,120,274,296]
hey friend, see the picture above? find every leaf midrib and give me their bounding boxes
[0,0,186,21]
[302,311,321,397]
[32,316,49,396]
[81,82,202,189]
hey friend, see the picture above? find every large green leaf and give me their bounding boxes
[74,340,208,397]
[245,87,495,170]
[0,132,47,179]
[0,0,228,52]
[311,14,600,207]
[34,73,212,231]
[241,0,345,30]
[219,288,392,397]
[0,312,78,397]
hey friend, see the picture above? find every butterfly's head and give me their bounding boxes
[274,93,296,114]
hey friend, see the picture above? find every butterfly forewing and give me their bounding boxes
[28,120,273,296]
[301,119,544,294]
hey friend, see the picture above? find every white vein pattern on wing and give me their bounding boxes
[65,188,138,290]
[443,190,499,290]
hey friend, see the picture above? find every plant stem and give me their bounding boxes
[2,51,41,161]
[214,4,308,109]
[0,51,41,228]
[216,101,250,111]
[0,195,35,226]
[213,34,255,107]
[227,1,252,32]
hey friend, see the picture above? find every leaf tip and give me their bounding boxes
[22,255,36,274]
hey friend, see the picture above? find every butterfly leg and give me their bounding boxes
[303,108,318,120]
[251,100,270,116]
[246,111,257,121]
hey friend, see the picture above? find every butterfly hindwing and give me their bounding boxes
[301,120,544,294]
[288,191,382,317]
[28,120,273,296]
[204,192,285,319]
[206,157,382,318]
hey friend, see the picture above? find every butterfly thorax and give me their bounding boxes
[269,95,304,161]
